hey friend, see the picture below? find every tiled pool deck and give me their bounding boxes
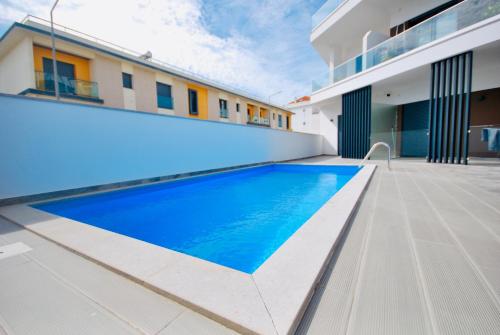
[296,156,500,335]
[1,156,499,334]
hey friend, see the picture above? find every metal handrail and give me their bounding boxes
[359,142,391,170]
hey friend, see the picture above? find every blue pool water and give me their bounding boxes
[33,164,359,273]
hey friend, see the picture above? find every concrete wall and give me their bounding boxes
[207,89,220,120]
[0,94,323,201]
[0,37,35,94]
[134,67,157,113]
[172,78,189,118]
[121,62,137,110]
[91,55,124,109]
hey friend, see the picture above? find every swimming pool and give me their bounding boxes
[33,164,360,273]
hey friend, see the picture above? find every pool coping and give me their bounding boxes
[0,164,376,335]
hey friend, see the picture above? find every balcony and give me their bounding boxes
[312,0,347,30]
[247,117,270,127]
[312,0,500,92]
[220,108,229,119]
[34,71,100,100]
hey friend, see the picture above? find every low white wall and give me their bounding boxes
[0,94,323,201]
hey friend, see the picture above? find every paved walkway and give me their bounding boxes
[0,218,236,335]
[295,157,500,335]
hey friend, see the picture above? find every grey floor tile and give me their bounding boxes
[158,310,237,335]
[0,258,140,335]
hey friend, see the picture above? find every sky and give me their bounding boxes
[0,0,328,105]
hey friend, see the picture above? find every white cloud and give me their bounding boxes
[0,0,310,104]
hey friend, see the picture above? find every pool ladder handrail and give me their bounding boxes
[359,142,391,170]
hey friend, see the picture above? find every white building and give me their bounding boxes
[288,96,318,133]
[310,0,500,163]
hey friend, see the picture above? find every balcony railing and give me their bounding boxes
[247,117,270,127]
[312,0,500,92]
[220,108,229,118]
[312,0,347,29]
[35,71,99,99]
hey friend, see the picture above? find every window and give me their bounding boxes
[278,114,282,128]
[286,116,290,129]
[42,58,76,94]
[188,89,198,115]
[122,73,133,89]
[236,103,240,113]
[156,82,173,109]
[273,113,276,120]
[219,99,228,118]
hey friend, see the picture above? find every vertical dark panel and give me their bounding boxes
[344,96,351,157]
[427,63,435,162]
[463,52,473,165]
[354,90,359,158]
[450,56,458,163]
[359,90,371,156]
[341,98,345,157]
[428,51,472,165]
[348,93,352,157]
[437,60,446,162]
[354,90,363,157]
[432,61,440,162]
[341,86,371,159]
[443,58,451,163]
[366,86,372,155]
[456,54,465,164]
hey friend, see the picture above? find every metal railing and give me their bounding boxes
[34,71,99,98]
[220,108,229,118]
[312,0,347,29]
[21,15,285,109]
[360,142,391,170]
[312,0,500,91]
[247,117,270,127]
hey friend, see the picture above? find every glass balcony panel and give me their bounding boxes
[34,71,100,99]
[220,108,229,118]
[312,0,346,29]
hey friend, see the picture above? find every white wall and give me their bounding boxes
[0,94,323,200]
[388,0,450,28]
[319,98,342,155]
[0,37,35,94]
[289,104,319,134]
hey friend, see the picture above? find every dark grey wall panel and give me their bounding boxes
[341,86,371,159]
[428,51,473,165]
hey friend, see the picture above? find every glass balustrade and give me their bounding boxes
[35,71,99,99]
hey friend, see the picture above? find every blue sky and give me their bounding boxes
[0,0,327,105]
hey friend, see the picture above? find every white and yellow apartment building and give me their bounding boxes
[0,17,293,130]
